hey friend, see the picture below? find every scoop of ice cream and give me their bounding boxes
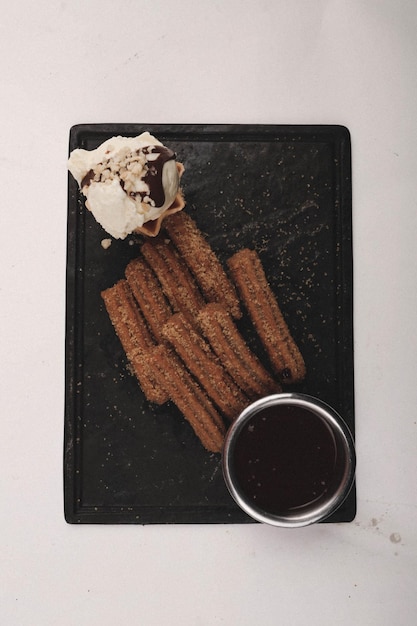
[68,132,182,239]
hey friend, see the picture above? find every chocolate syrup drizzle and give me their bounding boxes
[80,145,176,208]
[81,169,95,188]
[141,146,176,207]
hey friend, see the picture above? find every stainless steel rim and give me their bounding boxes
[222,393,356,528]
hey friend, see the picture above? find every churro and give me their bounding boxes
[141,240,205,320]
[164,212,241,319]
[149,345,226,453]
[101,280,168,405]
[227,248,306,384]
[162,313,250,421]
[197,304,281,399]
[125,256,172,343]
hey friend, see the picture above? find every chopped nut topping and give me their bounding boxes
[90,146,160,203]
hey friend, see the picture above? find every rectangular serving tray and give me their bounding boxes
[65,124,355,524]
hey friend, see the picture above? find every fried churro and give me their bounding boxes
[164,211,241,319]
[227,248,306,384]
[125,256,172,343]
[141,240,205,320]
[149,345,226,453]
[197,304,281,399]
[162,313,250,421]
[101,280,168,404]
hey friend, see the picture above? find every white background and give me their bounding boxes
[1,1,416,624]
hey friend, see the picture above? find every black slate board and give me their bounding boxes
[64,124,355,524]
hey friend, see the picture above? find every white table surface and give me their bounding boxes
[1,1,416,624]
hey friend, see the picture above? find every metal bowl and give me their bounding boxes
[222,393,356,528]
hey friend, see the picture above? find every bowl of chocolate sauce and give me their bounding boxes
[222,393,355,527]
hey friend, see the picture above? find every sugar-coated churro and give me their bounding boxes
[141,239,205,320]
[101,280,168,405]
[162,313,250,421]
[101,212,308,454]
[227,248,306,384]
[164,211,241,319]
[197,304,281,399]
[149,345,226,453]
[125,256,172,343]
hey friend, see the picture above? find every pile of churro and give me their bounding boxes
[102,211,306,453]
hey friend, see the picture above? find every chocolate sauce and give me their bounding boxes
[81,145,176,208]
[233,405,344,515]
[81,169,95,188]
[142,145,176,207]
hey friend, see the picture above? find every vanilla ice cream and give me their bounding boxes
[68,132,184,239]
